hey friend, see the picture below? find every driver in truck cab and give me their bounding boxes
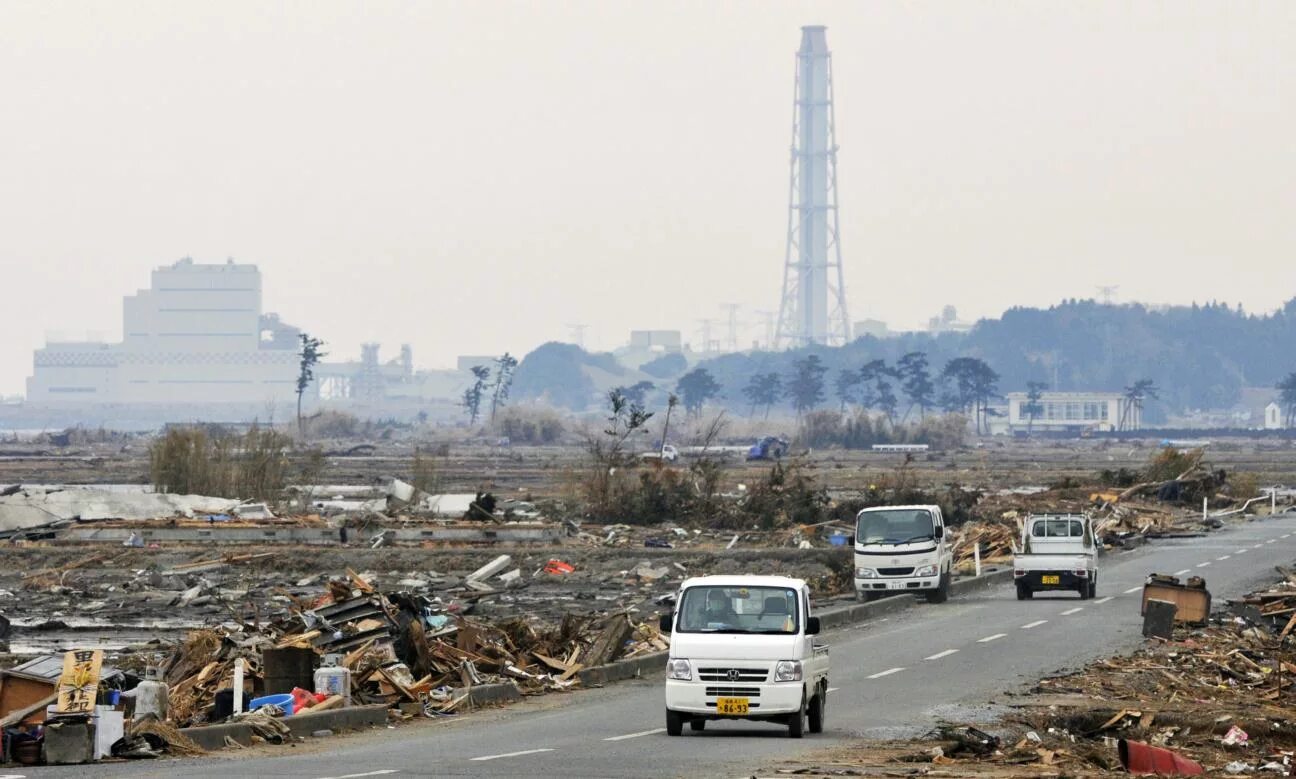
[701,589,737,624]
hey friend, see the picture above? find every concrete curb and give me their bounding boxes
[452,681,523,708]
[181,703,389,751]
[577,568,1017,687]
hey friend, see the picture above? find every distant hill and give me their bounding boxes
[511,299,1296,417]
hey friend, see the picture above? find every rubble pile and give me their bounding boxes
[154,565,667,727]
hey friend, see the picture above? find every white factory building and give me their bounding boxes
[26,259,300,405]
[1002,391,1136,433]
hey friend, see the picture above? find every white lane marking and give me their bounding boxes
[978,633,1007,643]
[1255,543,1265,548]
[1197,562,1212,568]
[1061,607,1084,616]
[925,649,959,660]
[470,749,555,762]
[1268,539,1278,544]
[1237,549,1249,555]
[1217,555,1231,561]
[827,687,839,693]
[1174,569,1192,576]
[317,772,399,779]
[604,729,665,741]
[1094,597,1114,604]
[1283,534,1292,539]
[1021,620,1047,629]
[1124,586,1143,594]
[867,667,905,678]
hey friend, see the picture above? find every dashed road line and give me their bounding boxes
[1197,562,1212,568]
[317,772,399,779]
[1021,620,1047,629]
[978,633,1007,643]
[1124,586,1142,594]
[925,649,959,660]
[1217,555,1231,561]
[867,667,905,679]
[1283,534,1292,539]
[1174,569,1192,576]
[1061,607,1084,616]
[471,749,556,762]
[1237,548,1249,555]
[604,729,665,741]
[1268,539,1278,544]
[1255,543,1265,549]
[1093,597,1114,604]
[827,687,839,693]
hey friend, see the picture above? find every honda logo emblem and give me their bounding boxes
[726,669,741,681]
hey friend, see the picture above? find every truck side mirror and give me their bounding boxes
[658,613,673,633]
[847,535,856,545]
[934,526,944,539]
[806,616,821,635]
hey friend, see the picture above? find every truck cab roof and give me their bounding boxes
[678,575,807,590]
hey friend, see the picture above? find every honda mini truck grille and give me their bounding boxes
[697,667,768,682]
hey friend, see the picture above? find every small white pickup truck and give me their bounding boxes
[660,575,829,738]
[854,505,953,603]
[640,444,679,463]
[1012,514,1099,600]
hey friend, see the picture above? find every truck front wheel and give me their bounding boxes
[666,708,684,736]
[808,686,825,733]
[787,694,806,738]
[924,573,950,604]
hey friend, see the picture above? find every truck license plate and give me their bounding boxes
[888,581,908,590]
[716,697,749,715]
[1041,575,1059,585]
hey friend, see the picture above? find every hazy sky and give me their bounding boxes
[2,1,1293,396]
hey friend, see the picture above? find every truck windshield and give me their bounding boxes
[676,586,800,634]
[856,509,935,545]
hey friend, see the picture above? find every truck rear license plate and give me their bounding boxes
[716,697,749,715]
[1041,575,1059,585]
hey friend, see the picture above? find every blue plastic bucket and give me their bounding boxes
[248,693,294,715]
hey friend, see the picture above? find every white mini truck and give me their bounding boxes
[660,575,829,738]
[853,504,953,603]
[1012,514,1099,600]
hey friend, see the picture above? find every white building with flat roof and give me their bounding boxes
[27,259,300,405]
[1003,391,1135,433]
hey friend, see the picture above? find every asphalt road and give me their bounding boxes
[24,514,1296,779]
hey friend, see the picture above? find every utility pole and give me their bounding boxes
[754,310,776,350]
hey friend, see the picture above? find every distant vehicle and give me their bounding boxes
[746,436,790,461]
[853,505,952,603]
[870,444,929,453]
[1013,514,1099,600]
[660,575,829,738]
[640,444,679,463]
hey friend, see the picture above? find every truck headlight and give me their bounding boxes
[915,564,938,577]
[667,658,692,681]
[855,567,877,579]
[774,660,803,682]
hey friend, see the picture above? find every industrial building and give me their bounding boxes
[26,259,300,405]
[1003,391,1136,433]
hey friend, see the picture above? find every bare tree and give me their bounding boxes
[296,333,326,436]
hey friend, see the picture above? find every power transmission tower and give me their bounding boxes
[695,319,719,354]
[721,303,741,353]
[775,25,851,349]
[566,324,588,349]
[1096,286,1119,305]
